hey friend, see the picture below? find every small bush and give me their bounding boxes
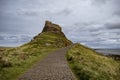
[0,57,12,67]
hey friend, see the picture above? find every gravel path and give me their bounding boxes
[19,47,76,80]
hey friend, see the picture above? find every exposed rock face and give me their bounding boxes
[42,20,66,37]
[30,20,72,47]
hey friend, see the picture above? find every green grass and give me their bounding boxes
[29,32,72,47]
[66,43,120,80]
[0,46,57,80]
[0,47,13,51]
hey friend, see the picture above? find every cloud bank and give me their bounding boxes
[0,0,120,48]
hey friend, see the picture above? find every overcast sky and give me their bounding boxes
[0,0,120,48]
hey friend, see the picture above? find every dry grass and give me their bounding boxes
[66,43,120,80]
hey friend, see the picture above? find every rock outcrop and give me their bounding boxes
[42,20,66,37]
[30,20,72,47]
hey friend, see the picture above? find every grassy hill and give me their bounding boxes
[0,21,72,80]
[0,32,72,80]
[1,20,119,80]
[66,43,120,80]
[29,32,72,48]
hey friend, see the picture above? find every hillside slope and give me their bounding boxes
[0,21,72,80]
[66,43,120,80]
[27,20,72,48]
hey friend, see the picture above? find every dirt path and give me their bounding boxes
[19,47,76,80]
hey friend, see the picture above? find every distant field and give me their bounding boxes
[0,46,13,49]
[95,49,120,55]
[0,47,13,52]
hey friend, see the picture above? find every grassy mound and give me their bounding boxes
[66,43,120,80]
[29,32,72,48]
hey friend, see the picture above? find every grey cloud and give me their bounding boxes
[88,27,102,32]
[113,0,120,7]
[18,8,72,17]
[8,36,17,40]
[92,0,109,5]
[109,38,120,41]
[113,10,120,16]
[105,23,120,29]
[80,38,105,43]
[0,36,4,40]
[110,31,120,35]
[17,10,40,17]
[0,34,32,42]
[20,35,32,42]
[73,22,104,33]
[74,22,94,27]
[0,0,120,48]
[0,22,27,33]
[56,8,72,16]
[90,32,101,36]
[116,32,120,35]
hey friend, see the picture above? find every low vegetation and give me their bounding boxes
[30,32,72,47]
[66,43,120,80]
[0,46,57,80]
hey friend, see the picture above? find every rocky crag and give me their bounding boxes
[29,20,72,48]
[42,20,66,37]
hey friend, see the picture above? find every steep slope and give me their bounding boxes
[66,43,120,80]
[25,20,72,48]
